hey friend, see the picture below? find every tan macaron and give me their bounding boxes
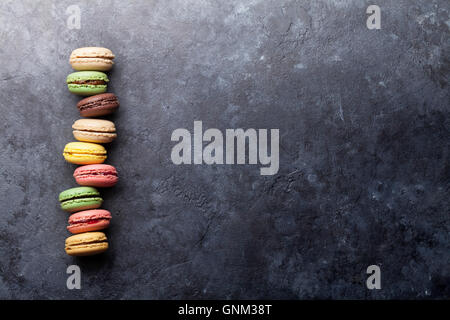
[70,47,115,71]
[65,232,108,256]
[72,119,117,143]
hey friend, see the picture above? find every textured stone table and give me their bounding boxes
[0,0,448,299]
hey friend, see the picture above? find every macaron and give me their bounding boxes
[76,93,119,117]
[65,232,108,256]
[59,186,103,213]
[70,47,115,71]
[67,209,112,234]
[74,164,118,187]
[72,119,117,144]
[63,142,107,165]
[67,71,109,96]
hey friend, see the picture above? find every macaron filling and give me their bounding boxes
[60,195,103,206]
[68,218,110,229]
[61,193,102,201]
[67,209,111,234]
[60,198,103,213]
[66,72,109,94]
[76,170,117,177]
[73,130,116,135]
[72,130,117,141]
[78,97,118,111]
[69,217,110,225]
[72,120,116,138]
[69,80,107,85]
[70,238,106,245]
[63,150,106,157]
[66,239,108,252]
[87,218,108,224]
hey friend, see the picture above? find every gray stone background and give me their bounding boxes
[0,0,448,299]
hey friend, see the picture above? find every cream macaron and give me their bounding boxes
[70,47,115,71]
[72,119,117,144]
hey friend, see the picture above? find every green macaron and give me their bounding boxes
[66,71,109,96]
[59,186,103,213]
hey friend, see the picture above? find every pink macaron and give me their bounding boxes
[67,209,112,234]
[73,164,118,187]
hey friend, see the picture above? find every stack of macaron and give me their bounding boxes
[61,47,120,256]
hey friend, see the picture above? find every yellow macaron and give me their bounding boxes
[65,232,108,256]
[63,142,107,165]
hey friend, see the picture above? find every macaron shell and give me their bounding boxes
[72,119,116,133]
[66,71,109,83]
[64,141,107,152]
[73,130,117,143]
[60,197,103,213]
[68,209,112,224]
[69,209,112,223]
[67,219,110,234]
[65,232,108,256]
[70,47,115,59]
[80,106,117,117]
[74,164,118,187]
[59,186,100,202]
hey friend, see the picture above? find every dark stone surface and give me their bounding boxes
[0,0,448,299]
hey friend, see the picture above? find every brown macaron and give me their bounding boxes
[77,93,119,117]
